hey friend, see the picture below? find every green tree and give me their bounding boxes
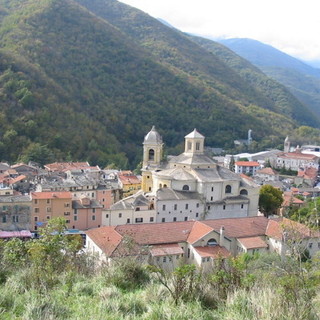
[259,185,283,217]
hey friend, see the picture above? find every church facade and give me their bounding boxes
[141,126,260,222]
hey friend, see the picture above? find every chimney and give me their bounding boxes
[220,226,225,247]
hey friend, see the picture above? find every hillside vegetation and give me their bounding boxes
[219,38,320,119]
[0,219,319,319]
[0,0,318,168]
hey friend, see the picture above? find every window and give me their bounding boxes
[162,205,166,211]
[207,238,218,246]
[74,216,78,221]
[106,214,109,218]
[46,199,50,204]
[34,216,38,222]
[173,217,177,222]
[184,217,188,221]
[211,186,214,192]
[207,206,211,210]
[210,196,213,201]
[92,215,96,221]
[309,242,313,249]
[135,217,143,223]
[150,217,154,222]
[163,257,167,263]
[92,193,94,197]
[185,204,189,210]
[196,203,199,208]
[174,204,177,210]
[162,218,165,222]
[187,141,192,150]
[2,216,6,223]
[64,212,70,216]
[92,208,96,213]
[202,257,205,263]
[148,149,155,161]
[196,142,200,150]
[225,185,232,193]
[66,220,70,223]
[240,189,248,195]
[64,203,70,207]
[196,213,199,218]
[127,218,130,224]
[119,213,122,218]
[46,207,51,212]
[34,199,38,204]
[182,185,189,191]
[241,204,244,209]
[169,256,172,262]
[46,216,50,220]
[34,208,39,213]
[223,205,226,210]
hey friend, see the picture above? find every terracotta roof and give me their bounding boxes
[115,221,194,245]
[203,217,269,238]
[235,161,260,167]
[266,218,320,240]
[278,152,318,160]
[282,191,304,207]
[238,236,268,249]
[150,243,184,257]
[118,174,141,185]
[297,167,318,180]
[44,162,90,172]
[31,191,72,200]
[187,221,214,244]
[194,245,230,258]
[256,167,278,175]
[8,175,26,185]
[86,226,122,256]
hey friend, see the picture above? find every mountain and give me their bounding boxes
[219,38,320,118]
[0,0,317,168]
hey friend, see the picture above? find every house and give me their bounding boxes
[117,171,141,198]
[31,191,72,232]
[235,161,260,175]
[255,167,279,182]
[85,216,320,270]
[72,197,103,230]
[0,194,32,231]
[295,167,318,187]
[280,191,304,216]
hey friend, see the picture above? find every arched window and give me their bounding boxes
[163,184,167,188]
[207,238,218,246]
[182,185,190,191]
[240,189,248,195]
[159,183,162,189]
[148,149,155,161]
[225,185,232,194]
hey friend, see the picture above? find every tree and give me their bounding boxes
[259,185,283,217]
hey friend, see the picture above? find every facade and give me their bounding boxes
[255,167,279,182]
[86,216,320,270]
[141,127,260,220]
[0,195,32,231]
[117,171,141,198]
[31,191,73,232]
[235,161,260,175]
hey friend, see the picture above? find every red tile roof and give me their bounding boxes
[31,191,72,200]
[282,191,304,207]
[256,167,278,175]
[187,221,213,244]
[8,175,26,185]
[194,245,230,258]
[86,226,122,256]
[238,236,268,249]
[235,161,260,167]
[44,162,90,172]
[118,174,141,185]
[150,243,184,257]
[278,152,318,160]
[297,167,318,180]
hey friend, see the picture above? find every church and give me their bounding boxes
[141,126,259,222]
[104,127,259,226]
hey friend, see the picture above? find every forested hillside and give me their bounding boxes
[0,0,317,168]
[219,38,320,118]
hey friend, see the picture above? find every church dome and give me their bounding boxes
[144,126,163,144]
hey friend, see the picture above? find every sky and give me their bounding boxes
[120,0,320,63]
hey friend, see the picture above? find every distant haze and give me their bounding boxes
[120,0,320,64]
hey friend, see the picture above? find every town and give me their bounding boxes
[1,126,320,268]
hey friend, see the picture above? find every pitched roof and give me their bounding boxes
[31,191,72,200]
[86,226,122,256]
[187,221,214,244]
[118,174,141,185]
[185,128,204,139]
[238,236,268,249]
[235,161,260,167]
[278,152,318,160]
[194,245,230,258]
[150,243,184,257]
[8,175,26,185]
[44,162,90,172]
[282,191,304,207]
[256,167,278,175]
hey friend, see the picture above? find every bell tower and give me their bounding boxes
[142,126,163,192]
[284,136,290,153]
[184,128,205,155]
